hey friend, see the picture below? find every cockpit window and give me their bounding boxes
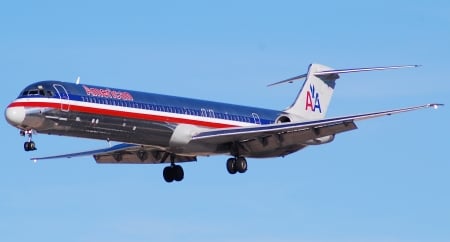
[22,89,46,96]
[19,82,60,98]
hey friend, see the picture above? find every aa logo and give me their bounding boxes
[305,84,322,113]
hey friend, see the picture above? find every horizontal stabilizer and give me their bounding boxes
[314,65,420,76]
[267,64,420,87]
[267,74,307,87]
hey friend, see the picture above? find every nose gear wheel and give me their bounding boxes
[22,130,37,151]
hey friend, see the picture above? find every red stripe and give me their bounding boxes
[8,101,238,129]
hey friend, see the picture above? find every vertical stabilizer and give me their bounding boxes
[283,63,338,120]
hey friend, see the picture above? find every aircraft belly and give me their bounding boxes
[36,109,175,146]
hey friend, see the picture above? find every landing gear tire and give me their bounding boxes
[173,165,184,182]
[235,157,247,173]
[163,165,184,183]
[226,158,237,174]
[163,166,175,183]
[227,157,247,174]
[24,141,36,151]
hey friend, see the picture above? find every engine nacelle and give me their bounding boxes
[275,113,305,123]
[303,135,335,145]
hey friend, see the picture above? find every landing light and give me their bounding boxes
[38,85,43,90]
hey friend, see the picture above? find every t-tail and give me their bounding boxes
[284,63,336,120]
[269,63,420,121]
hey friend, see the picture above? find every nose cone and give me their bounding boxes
[5,106,26,127]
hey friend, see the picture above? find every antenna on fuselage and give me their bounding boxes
[75,76,80,85]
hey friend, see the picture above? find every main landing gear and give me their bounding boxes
[20,130,36,151]
[163,164,184,183]
[226,157,248,174]
[162,157,247,183]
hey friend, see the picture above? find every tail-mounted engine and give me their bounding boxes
[275,113,304,123]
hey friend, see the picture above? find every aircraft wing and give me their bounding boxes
[191,103,442,145]
[31,143,197,164]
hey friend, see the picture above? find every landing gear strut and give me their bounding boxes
[163,164,184,183]
[226,157,247,174]
[21,130,36,151]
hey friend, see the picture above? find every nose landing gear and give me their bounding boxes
[21,129,37,151]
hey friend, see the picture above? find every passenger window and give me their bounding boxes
[201,108,207,117]
[208,109,215,118]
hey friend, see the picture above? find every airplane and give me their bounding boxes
[4,63,443,183]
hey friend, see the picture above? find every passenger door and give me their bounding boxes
[53,84,70,111]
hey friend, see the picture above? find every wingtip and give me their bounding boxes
[399,64,421,68]
[429,103,444,109]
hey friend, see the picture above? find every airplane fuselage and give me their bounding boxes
[6,80,290,157]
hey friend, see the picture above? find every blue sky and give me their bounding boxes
[1,1,449,242]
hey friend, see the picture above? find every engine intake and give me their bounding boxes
[275,113,305,123]
[275,115,291,123]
